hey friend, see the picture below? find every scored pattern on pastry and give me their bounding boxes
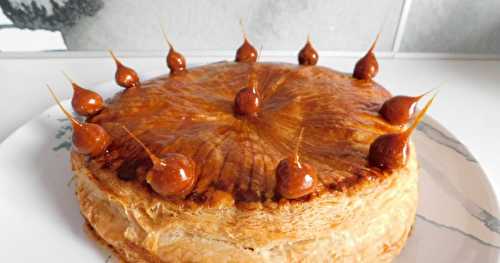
[50,30,435,203]
[88,61,399,202]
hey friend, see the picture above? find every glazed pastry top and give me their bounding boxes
[87,61,401,203]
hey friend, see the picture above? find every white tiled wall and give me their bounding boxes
[61,0,403,52]
[0,0,499,54]
[400,0,500,54]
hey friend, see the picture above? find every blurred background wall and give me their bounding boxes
[0,0,499,53]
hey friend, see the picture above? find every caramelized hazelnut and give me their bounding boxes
[122,127,197,198]
[369,94,436,170]
[353,34,379,80]
[276,157,318,199]
[160,26,187,74]
[236,39,258,63]
[276,129,318,199]
[235,21,257,63]
[72,122,112,157]
[379,92,430,125]
[167,47,187,74]
[146,153,196,198]
[48,86,111,157]
[368,133,409,170]
[298,36,318,66]
[234,87,260,116]
[63,72,104,117]
[108,50,140,89]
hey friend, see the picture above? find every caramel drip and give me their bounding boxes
[293,128,304,164]
[121,126,161,166]
[368,94,436,170]
[353,33,380,80]
[108,50,140,89]
[48,86,110,157]
[63,72,104,117]
[298,36,319,66]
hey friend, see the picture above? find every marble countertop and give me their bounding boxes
[1,53,499,198]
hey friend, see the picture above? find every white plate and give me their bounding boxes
[0,74,499,262]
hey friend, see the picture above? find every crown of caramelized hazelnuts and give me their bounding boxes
[48,22,437,202]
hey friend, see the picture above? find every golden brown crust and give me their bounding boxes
[86,62,400,204]
[73,143,418,263]
[67,60,420,263]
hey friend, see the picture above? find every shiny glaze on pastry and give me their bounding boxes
[86,62,399,203]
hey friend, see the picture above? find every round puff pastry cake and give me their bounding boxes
[49,33,435,263]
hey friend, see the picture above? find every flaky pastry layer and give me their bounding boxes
[73,145,417,263]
